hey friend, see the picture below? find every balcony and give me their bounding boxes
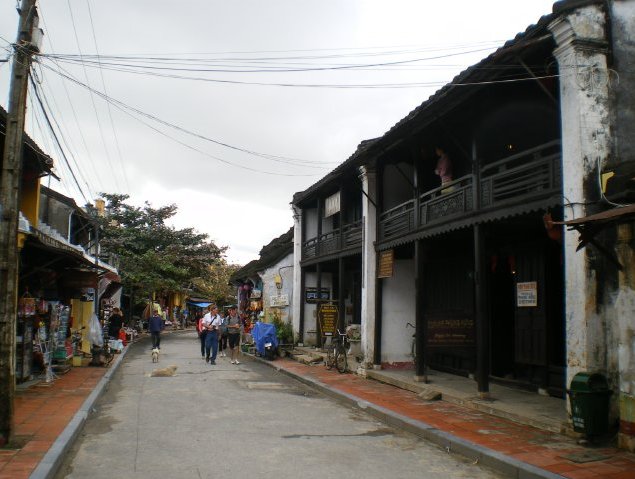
[380,140,561,243]
[302,218,363,261]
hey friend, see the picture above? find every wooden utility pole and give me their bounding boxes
[0,0,39,446]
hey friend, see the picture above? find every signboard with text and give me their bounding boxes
[516,281,538,307]
[318,302,338,336]
[377,249,394,278]
[305,287,330,303]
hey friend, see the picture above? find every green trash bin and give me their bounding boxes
[568,372,613,436]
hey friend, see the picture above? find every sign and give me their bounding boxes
[80,288,95,302]
[250,289,262,299]
[305,287,330,303]
[427,317,475,346]
[324,191,341,217]
[516,281,538,307]
[377,249,394,278]
[270,294,289,308]
[318,302,338,336]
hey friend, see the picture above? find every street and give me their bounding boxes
[55,332,502,479]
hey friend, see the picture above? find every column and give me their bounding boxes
[358,165,377,368]
[549,5,611,391]
[291,205,303,343]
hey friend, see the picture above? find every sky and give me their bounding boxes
[0,0,557,264]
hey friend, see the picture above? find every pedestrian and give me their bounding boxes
[219,310,229,357]
[195,311,205,358]
[226,305,242,364]
[201,305,222,364]
[148,308,164,350]
[108,307,124,339]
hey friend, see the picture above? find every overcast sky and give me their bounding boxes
[1,0,556,264]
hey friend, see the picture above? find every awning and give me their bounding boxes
[552,204,635,270]
[187,301,212,308]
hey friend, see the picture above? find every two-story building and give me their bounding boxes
[292,0,635,450]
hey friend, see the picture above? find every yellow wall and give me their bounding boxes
[20,177,40,228]
[71,298,95,355]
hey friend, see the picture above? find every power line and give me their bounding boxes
[65,0,123,193]
[28,73,91,204]
[86,0,131,192]
[36,57,339,169]
[37,61,325,177]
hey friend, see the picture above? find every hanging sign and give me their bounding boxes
[377,249,395,278]
[516,281,538,307]
[318,302,338,336]
[324,191,341,218]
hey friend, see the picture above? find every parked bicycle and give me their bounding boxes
[324,329,348,374]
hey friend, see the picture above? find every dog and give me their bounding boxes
[150,365,177,377]
[151,348,160,363]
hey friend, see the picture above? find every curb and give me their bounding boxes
[249,354,566,479]
[29,344,132,479]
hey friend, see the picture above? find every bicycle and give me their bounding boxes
[324,329,348,374]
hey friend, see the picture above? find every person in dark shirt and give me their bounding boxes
[108,307,124,339]
[148,309,164,350]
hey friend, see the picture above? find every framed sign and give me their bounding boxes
[516,281,538,307]
[377,249,394,278]
[318,302,338,336]
[270,294,289,307]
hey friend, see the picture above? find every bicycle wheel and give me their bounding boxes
[335,343,347,374]
[325,344,334,370]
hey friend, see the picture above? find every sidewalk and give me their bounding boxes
[255,353,635,479]
[0,347,128,479]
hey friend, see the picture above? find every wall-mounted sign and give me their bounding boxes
[324,191,341,218]
[516,281,538,307]
[427,317,475,347]
[250,289,262,299]
[270,294,289,308]
[377,249,395,278]
[318,302,338,336]
[80,288,95,302]
[305,287,330,303]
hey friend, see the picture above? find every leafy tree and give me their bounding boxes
[191,260,241,306]
[92,193,226,301]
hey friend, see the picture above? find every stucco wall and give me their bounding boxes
[380,259,416,365]
[260,253,294,327]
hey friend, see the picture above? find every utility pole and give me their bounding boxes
[0,0,39,446]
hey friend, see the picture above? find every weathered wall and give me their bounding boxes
[260,253,293,328]
[380,259,416,366]
[550,2,612,396]
[610,0,635,167]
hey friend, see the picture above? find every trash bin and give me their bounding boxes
[568,372,613,436]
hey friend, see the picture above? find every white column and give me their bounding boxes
[358,165,377,367]
[549,5,611,390]
[291,205,303,342]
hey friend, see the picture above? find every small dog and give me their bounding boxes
[151,348,160,363]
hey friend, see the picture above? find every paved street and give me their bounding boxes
[55,332,501,479]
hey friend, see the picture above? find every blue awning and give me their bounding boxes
[187,301,212,308]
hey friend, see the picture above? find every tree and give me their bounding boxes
[93,194,226,301]
[191,260,241,306]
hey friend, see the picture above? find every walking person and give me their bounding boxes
[195,311,205,359]
[226,305,242,364]
[219,311,229,357]
[201,305,222,364]
[148,309,164,350]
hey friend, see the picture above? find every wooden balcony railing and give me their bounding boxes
[379,140,561,243]
[302,219,363,261]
